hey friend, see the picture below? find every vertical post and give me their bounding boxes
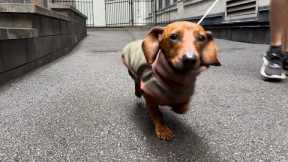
[154,0,157,25]
[32,0,41,6]
[91,0,95,27]
[168,0,171,24]
[130,0,134,26]
[148,0,155,25]
[105,0,108,27]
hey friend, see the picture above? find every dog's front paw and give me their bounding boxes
[155,125,174,141]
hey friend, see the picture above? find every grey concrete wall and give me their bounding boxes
[0,0,32,3]
[151,0,271,44]
[182,0,226,19]
[0,4,87,84]
[209,26,270,44]
[259,0,270,7]
[160,0,269,21]
[0,0,48,8]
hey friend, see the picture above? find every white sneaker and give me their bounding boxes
[260,51,286,80]
[283,54,288,75]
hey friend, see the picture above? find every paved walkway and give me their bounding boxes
[0,29,287,161]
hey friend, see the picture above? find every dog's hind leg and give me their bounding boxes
[144,94,174,141]
[134,80,142,98]
[127,70,142,98]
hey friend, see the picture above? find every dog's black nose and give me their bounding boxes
[182,52,197,66]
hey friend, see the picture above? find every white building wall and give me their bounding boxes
[173,0,271,21]
[92,0,271,27]
[105,1,149,26]
[182,0,226,19]
[93,0,106,27]
[258,0,270,7]
[133,1,150,25]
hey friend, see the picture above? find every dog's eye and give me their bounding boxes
[197,35,206,42]
[169,33,179,41]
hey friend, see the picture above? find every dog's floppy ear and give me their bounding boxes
[202,31,221,66]
[142,27,164,64]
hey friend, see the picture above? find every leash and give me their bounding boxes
[197,0,221,25]
[197,0,221,67]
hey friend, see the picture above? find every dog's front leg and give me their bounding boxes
[171,100,190,114]
[144,94,174,141]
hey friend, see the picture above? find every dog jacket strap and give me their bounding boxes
[137,64,152,79]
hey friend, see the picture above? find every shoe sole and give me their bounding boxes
[260,57,286,80]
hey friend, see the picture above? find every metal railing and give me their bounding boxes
[105,0,152,26]
[105,0,172,27]
[49,0,173,27]
[50,0,95,27]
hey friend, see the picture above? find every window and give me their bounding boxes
[159,0,163,9]
[158,0,177,10]
[226,0,258,20]
[165,0,170,7]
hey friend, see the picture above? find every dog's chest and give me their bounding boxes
[141,52,197,104]
[122,40,198,104]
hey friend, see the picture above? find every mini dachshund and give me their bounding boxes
[121,21,221,140]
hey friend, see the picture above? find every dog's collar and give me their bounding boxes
[151,51,200,87]
[159,50,179,73]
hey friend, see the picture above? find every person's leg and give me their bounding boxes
[282,23,288,70]
[260,0,287,80]
[283,29,288,53]
[283,0,288,52]
[281,0,288,70]
[270,0,285,47]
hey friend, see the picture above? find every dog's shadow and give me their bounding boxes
[131,101,222,161]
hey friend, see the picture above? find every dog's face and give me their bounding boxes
[142,21,221,72]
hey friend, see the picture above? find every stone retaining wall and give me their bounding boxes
[0,3,87,84]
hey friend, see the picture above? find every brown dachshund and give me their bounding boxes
[122,21,221,140]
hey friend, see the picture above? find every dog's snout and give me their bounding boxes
[182,52,197,66]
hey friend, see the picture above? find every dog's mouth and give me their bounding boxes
[173,61,196,71]
[167,50,203,72]
[170,57,203,72]
[168,56,211,74]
